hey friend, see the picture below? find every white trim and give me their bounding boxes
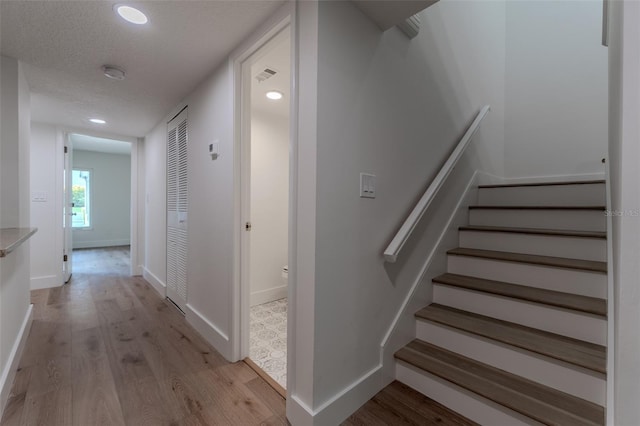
[72,239,131,249]
[287,366,383,425]
[142,266,166,297]
[130,137,140,277]
[384,106,490,263]
[30,275,60,290]
[604,158,615,425]
[250,285,288,306]
[231,3,293,364]
[186,303,231,360]
[0,304,33,419]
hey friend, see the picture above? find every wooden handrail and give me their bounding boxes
[383,105,491,263]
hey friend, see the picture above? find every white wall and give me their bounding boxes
[291,1,506,422]
[0,56,33,417]
[608,1,640,424]
[504,0,608,180]
[144,63,236,357]
[72,150,131,249]
[30,123,62,289]
[250,111,289,305]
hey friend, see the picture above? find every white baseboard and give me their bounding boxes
[287,365,383,425]
[186,304,231,361]
[132,265,143,277]
[0,304,33,419]
[142,267,165,297]
[73,239,131,249]
[30,274,61,290]
[250,285,287,306]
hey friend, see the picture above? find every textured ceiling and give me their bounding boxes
[1,0,285,138]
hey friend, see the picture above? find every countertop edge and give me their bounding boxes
[0,228,38,258]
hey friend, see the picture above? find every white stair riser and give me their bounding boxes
[433,284,606,345]
[415,321,606,405]
[478,184,605,207]
[447,256,607,298]
[396,362,544,426]
[469,209,606,232]
[459,231,606,262]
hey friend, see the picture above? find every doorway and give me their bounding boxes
[241,28,291,391]
[64,133,134,277]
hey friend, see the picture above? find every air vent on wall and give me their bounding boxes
[255,67,277,83]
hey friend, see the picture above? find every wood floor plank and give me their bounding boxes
[0,367,31,426]
[71,328,125,426]
[20,385,72,426]
[478,180,605,188]
[448,247,608,273]
[1,247,292,426]
[396,340,604,426]
[433,273,607,316]
[416,304,606,373]
[459,225,607,239]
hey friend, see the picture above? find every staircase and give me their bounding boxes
[394,180,608,426]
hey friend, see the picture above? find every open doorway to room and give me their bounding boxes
[241,28,291,392]
[66,133,133,276]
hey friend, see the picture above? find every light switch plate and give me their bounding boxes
[360,173,376,198]
[31,191,47,202]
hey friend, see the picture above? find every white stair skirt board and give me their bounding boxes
[447,256,607,299]
[478,183,606,207]
[396,362,544,426]
[469,209,606,232]
[459,231,606,262]
[414,321,606,405]
[432,284,606,345]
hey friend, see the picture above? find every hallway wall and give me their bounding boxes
[72,150,131,249]
[504,0,608,180]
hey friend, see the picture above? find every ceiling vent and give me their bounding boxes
[255,67,277,83]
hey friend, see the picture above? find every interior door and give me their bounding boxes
[166,108,188,312]
[62,137,73,283]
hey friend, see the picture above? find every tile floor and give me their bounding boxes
[249,298,287,388]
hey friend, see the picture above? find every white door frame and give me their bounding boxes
[231,10,296,374]
[58,127,140,278]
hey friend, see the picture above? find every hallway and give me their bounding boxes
[0,249,286,425]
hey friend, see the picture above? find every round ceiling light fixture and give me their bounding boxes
[266,90,283,100]
[115,5,148,25]
[102,65,126,81]
[89,118,106,124]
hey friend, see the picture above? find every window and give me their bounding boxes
[72,169,91,228]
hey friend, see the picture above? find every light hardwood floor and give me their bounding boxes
[0,247,286,426]
[2,247,477,425]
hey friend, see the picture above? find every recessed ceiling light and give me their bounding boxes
[90,118,106,124]
[102,65,126,81]
[115,5,148,25]
[266,90,283,100]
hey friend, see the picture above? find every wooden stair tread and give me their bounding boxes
[433,273,607,316]
[447,247,607,273]
[459,225,606,239]
[469,205,605,210]
[478,180,605,189]
[395,340,604,426]
[415,304,606,373]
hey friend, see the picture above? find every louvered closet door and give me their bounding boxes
[167,108,188,312]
